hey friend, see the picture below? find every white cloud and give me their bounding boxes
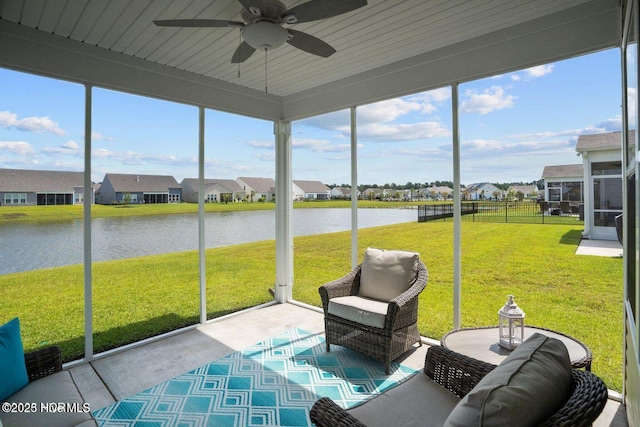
[91,131,114,141]
[0,111,65,136]
[0,141,35,156]
[525,64,554,77]
[42,140,82,156]
[358,98,422,124]
[359,121,451,141]
[407,88,451,114]
[460,86,516,115]
[291,138,360,153]
[248,140,274,149]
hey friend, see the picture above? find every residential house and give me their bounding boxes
[330,186,351,200]
[576,131,627,241]
[463,183,502,200]
[181,178,245,203]
[541,164,584,203]
[540,130,628,240]
[236,177,275,202]
[97,173,182,204]
[0,168,92,206]
[506,185,539,200]
[293,180,331,201]
[426,186,453,200]
[361,188,385,200]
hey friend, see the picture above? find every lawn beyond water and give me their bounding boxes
[0,222,623,391]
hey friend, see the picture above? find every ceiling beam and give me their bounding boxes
[282,0,621,121]
[0,20,284,121]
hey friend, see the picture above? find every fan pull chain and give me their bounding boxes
[237,32,242,79]
[264,48,268,94]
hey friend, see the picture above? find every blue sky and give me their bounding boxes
[0,47,623,186]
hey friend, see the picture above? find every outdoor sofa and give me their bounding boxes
[1,344,97,427]
[310,333,609,427]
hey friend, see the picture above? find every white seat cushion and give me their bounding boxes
[359,248,420,302]
[328,296,389,329]
[2,370,97,427]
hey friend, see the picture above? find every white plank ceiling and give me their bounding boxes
[0,0,608,99]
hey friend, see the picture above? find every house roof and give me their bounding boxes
[104,173,180,192]
[541,164,584,179]
[575,130,634,152]
[466,182,499,191]
[181,178,244,193]
[428,186,453,193]
[0,168,86,192]
[0,1,620,122]
[332,187,351,195]
[293,180,330,193]
[237,177,276,193]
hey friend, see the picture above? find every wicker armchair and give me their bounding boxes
[319,250,428,374]
[310,345,609,427]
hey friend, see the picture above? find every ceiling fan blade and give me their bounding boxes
[231,41,257,63]
[282,0,367,24]
[286,29,336,58]
[154,19,244,28]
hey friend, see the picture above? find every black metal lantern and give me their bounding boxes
[498,295,525,350]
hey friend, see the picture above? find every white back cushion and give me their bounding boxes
[359,248,420,302]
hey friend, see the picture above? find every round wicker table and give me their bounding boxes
[441,326,592,370]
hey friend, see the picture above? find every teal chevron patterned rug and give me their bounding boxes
[93,328,418,426]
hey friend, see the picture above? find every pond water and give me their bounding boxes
[0,208,416,274]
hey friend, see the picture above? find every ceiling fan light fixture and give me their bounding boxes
[242,21,289,50]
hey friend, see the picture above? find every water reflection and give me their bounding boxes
[0,208,415,274]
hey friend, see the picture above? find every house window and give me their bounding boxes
[4,193,27,204]
[592,161,623,227]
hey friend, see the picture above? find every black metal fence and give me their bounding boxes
[418,201,584,224]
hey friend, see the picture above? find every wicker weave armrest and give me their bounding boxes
[539,369,609,427]
[24,345,63,382]
[318,265,362,311]
[310,397,367,427]
[423,345,496,399]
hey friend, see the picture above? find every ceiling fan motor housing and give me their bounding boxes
[242,21,290,50]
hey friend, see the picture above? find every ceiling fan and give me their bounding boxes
[154,0,368,64]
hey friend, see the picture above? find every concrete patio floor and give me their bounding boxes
[68,302,627,426]
[576,239,624,257]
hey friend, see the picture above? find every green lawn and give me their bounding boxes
[0,221,623,391]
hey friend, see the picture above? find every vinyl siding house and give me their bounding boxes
[181,178,245,203]
[0,168,92,206]
[463,182,503,200]
[541,164,585,203]
[506,185,539,200]
[576,131,626,241]
[330,186,351,200]
[293,180,331,201]
[236,177,275,202]
[425,186,454,200]
[540,130,628,241]
[97,173,182,205]
[361,188,385,200]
